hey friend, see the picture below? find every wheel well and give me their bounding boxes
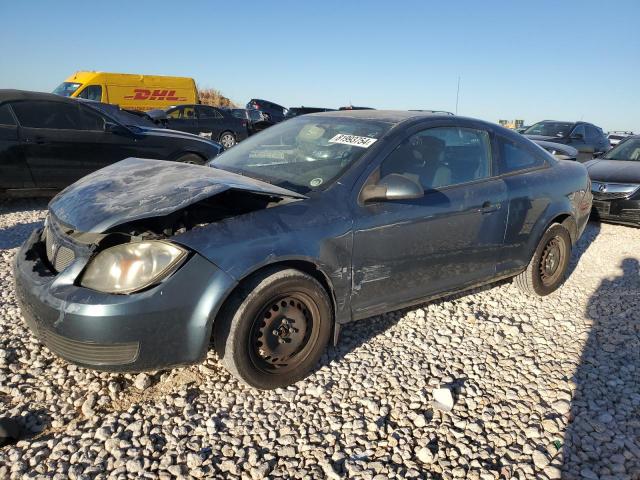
[550,214,577,244]
[211,260,337,336]
[219,130,235,139]
[174,151,206,163]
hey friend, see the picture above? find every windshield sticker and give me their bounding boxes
[329,134,378,148]
[310,178,323,187]
[248,150,288,160]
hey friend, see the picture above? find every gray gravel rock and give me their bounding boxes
[0,201,638,479]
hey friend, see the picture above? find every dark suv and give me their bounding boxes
[285,107,335,119]
[523,120,610,161]
[246,99,287,123]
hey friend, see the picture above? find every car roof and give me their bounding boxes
[0,89,76,104]
[305,109,455,125]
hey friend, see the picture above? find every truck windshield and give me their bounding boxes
[52,82,82,97]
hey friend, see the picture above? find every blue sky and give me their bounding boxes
[1,0,638,131]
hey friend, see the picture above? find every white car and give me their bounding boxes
[608,131,634,147]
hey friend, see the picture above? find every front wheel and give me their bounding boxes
[219,131,236,149]
[214,268,332,389]
[513,223,572,296]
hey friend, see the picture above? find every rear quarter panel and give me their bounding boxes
[499,160,590,273]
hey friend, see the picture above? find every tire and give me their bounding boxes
[175,153,204,165]
[514,223,572,296]
[219,131,236,149]
[214,268,332,389]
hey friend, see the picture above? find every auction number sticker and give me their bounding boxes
[329,134,378,148]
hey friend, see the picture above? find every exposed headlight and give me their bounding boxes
[80,241,188,294]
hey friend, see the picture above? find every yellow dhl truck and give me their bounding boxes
[52,71,198,111]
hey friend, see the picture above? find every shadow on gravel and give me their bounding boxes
[0,221,43,249]
[562,257,640,479]
[0,198,49,215]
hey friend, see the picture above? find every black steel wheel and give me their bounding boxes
[214,268,332,389]
[514,223,572,296]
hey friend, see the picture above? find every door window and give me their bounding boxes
[167,106,196,119]
[497,135,546,173]
[0,104,16,126]
[585,125,600,141]
[11,101,86,130]
[78,105,107,131]
[197,106,223,119]
[380,126,492,190]
[166,107,183,119]
[77,85,102,101]
[571,124,586,138]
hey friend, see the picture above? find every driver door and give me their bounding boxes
[350,125,508,318]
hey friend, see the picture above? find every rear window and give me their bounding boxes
[0,104,15,126]
[497,135,546,173]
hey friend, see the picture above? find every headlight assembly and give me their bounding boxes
[80,241,188,294]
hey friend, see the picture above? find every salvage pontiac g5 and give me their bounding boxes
[14,111,593,389]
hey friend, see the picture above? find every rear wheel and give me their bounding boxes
[175,153,204,165]
[514,224,572,296]
[219,131,236,149]
[214,268,332,389]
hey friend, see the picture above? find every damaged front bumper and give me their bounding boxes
[13,228,237,372]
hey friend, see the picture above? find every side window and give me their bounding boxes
[586,125,600,141]
[183,106,196,119]
[11,101,85,130]
[77,85,102,101]
[380,126,492,190]
[0,104,16,126]
[197,106,223,119]
[78,106,107,131]
[166,107,183,119]
[571,124,586,138]
[497,136,545,173]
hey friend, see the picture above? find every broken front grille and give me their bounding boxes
[44,222,76,273]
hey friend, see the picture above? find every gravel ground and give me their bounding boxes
[0,199,638,480]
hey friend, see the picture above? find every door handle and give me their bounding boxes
[479,201,500,213]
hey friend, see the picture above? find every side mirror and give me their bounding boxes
[105,122,130,135]
[361,173,424,203]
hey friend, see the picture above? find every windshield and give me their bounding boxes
[52,82,82,97]
[210,116,391,194]
[604,138,640,161]
[524,121,573,138]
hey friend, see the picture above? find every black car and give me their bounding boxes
[532,140,579,162]
[14,110,592,389]
[523,120,610,160]
[224,108,269,135]
[0,90,222,195]
[285,107,336,119]
[164,104,248,148]
[246,99,287,123]
[586,135,640,226]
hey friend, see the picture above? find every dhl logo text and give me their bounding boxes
[124,89,187,101]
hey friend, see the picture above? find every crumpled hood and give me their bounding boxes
[49,157,306,233]
[583,159,640,183]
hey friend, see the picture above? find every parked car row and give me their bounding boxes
[0,90,221,195]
